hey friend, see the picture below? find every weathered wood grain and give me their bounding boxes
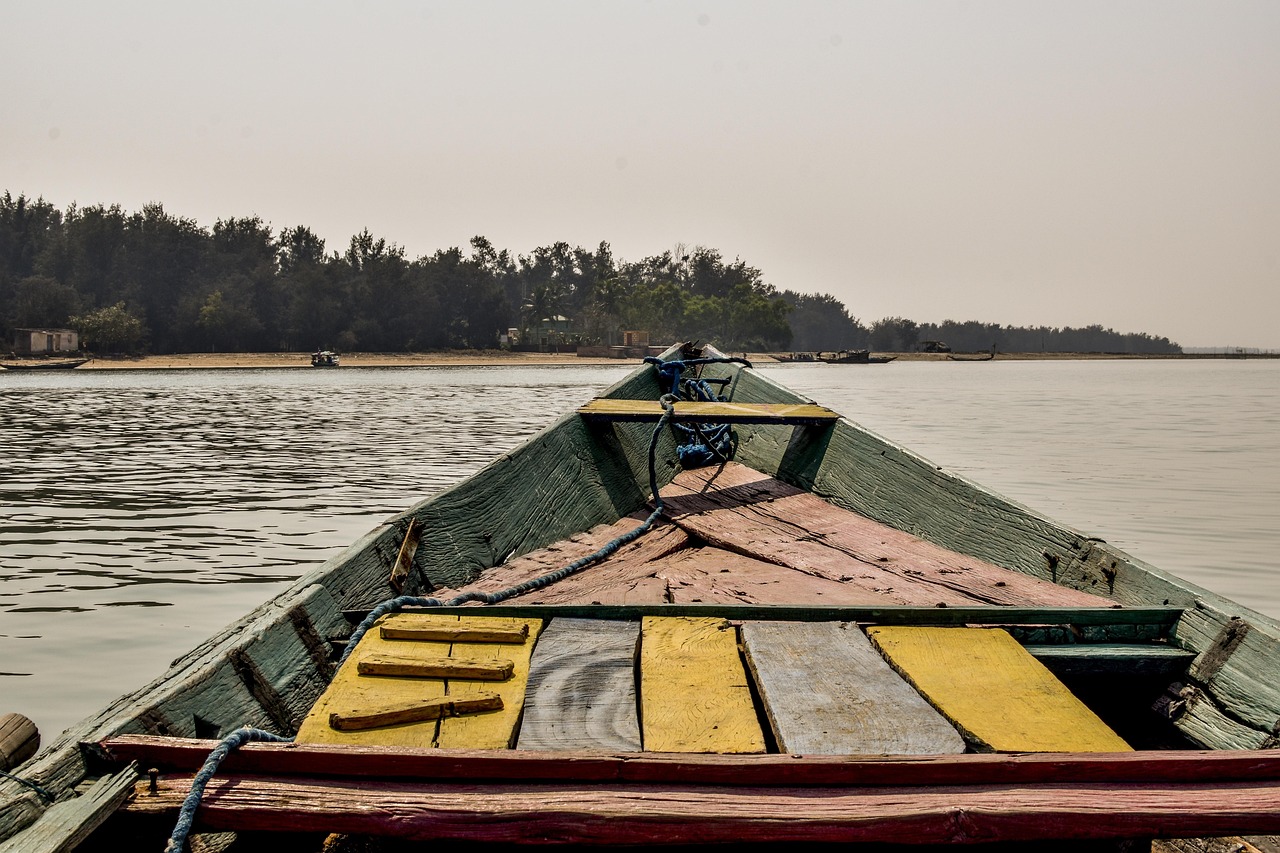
[102,735,1280,786]
[427,516,691,605]
[639,616,765,754]
[516,618,642,751]
[740,621,965,754]
[578,398,840,424]
[122,773,1280,844]
[356,654,514,680]
[1173,600,1280,734]
[296,614,542,749]
[647,546,894,605]
[662,463,1117,607]
[379,623,528,643]
[0,715,38,773]
[329,694,503,731]
[868,626,1132,752]
[0,763,137,853]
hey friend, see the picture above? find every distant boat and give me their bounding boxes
[948,351,996,362]
[821,349,896,364]
[0,358,88,370]
[310,350,341,367]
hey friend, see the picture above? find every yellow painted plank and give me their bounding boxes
[578,399,839,424]
[867,626,1132,753]
[639,616,766,754]
[295,613,542,749]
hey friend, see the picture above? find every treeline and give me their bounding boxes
[782,296,1181,354]
[0,192,1180,355]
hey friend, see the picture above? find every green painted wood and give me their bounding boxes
[1172,600,1280,733]
[516,618,642,752]
[740,621,965,755]
[356,603,1182,627]
[1024,644,1195,677]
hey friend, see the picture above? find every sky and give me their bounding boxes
[5,1,1279,349]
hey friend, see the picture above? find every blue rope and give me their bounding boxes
[644,355,749,467]
[164,727,291,853]
[0,769,55,803]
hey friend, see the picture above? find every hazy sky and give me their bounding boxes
[6,1,1278,348]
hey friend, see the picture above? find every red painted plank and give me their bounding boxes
[102,737,1280,787]
[126,774,1280,844]
[660,463,1113,608]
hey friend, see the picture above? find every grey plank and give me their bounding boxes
[516,618,642,752]
[741,620,965,755]
[0,763,137,853]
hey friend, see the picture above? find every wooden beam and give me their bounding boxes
[578,399,840,424]
[120,773,1280,845]
[100,736,1280,786]
[1026,644,1196,677]
[387,518,421,594]
[0,763,138,853]
[345,603,1183,630]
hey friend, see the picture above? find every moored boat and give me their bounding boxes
[0,357,88,370]
[3,342,1280,851]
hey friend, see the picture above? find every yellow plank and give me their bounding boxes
[867,626,1132,753]
[639,616,765,754]
[295,613,542,749]
[577,399,839,424]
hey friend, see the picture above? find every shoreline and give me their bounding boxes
[4,349,1275,370]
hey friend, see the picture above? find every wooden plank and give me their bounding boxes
[639,616,765,754]
[578,398,840,424]
[426,516,691,606]
[373,602,1181,629]
[434,615,542,750]
[329,694,503,731]
[379,624,527,644]
[123,773,1280,844]
[661,463,1119,608]
[648,546,898,605]
[0,763,138,853]
[1025,644,1195,676]
[868,626,1132,752]
[102,735,1280,787]
[740,621,965,755]
[295,614,542,749]
[1173,600,1280,735]
[516,618,642,751]
[387,518,421,594]
[356,654,514,680]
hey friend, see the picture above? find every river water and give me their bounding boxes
[2,359,1278,740]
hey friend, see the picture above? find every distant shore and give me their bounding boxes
[29,349,1273,370]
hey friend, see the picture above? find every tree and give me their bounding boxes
[869,317,919,352]
[70,302,146,353]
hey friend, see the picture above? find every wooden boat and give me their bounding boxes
[948,352,996,362]
[820,349,897,364]
[0,357,88,370]
[310,350,340,367]
[4,341,1280,851]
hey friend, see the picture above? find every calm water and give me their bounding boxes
[2,360,1278,740]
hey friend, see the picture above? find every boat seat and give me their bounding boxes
[867,626,1133,752]
[578,398,840,425]
[295,613,543,749]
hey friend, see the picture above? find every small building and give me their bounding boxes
[13,328,79,355]
[622,330,650,347]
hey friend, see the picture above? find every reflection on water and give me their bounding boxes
[1,359,1277,739]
